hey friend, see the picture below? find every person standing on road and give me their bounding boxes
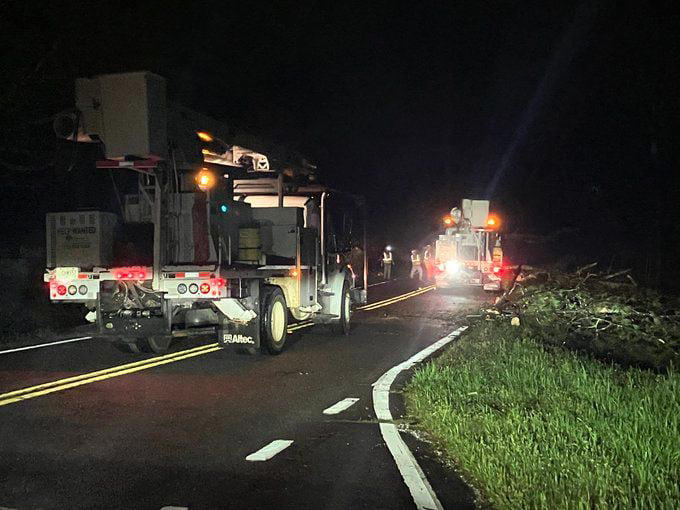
[423,244,433,282]
[382,246,393,281]
[410,249,423,282]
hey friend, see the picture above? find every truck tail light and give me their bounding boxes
[200,283,211,294]
[78,285,88,295]
[493,266,501,273]
[57,285,67,296]
[113,267,148,280]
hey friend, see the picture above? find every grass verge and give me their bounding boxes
[405,321,680,509]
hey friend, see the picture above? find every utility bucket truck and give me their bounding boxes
[45,72,367,354]
[434,199,504,291]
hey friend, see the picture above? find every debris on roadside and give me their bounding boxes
[481,263,680,370]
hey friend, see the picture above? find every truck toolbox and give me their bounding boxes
[46,211,118,268]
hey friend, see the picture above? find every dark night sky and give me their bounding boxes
[1,1,678,276]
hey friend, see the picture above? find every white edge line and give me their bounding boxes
[245,439,294,462]
[372,325,468,510]
[322,397,360,415]
[0,336,93,355]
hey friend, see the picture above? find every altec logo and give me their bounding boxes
[224,334,254,344]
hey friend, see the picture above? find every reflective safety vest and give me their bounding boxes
[383,251,393,264]
[423,248,432,261]
[411,253,421,265]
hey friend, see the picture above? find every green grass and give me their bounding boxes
[405,321,680,509]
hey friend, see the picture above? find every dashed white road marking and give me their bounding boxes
[160,507,188,509]
[373,325,468,510]
[245,439,294,461]
[0,336,93,355]
[322,397,360,415]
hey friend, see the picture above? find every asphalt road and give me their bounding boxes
[0,279,492,509]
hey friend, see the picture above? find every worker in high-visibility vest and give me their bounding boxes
[410,249,423,281]
[382,246,393,281]
[423,244,434,281]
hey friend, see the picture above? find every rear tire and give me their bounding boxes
[333,281,352,336]
[139,335,172,354]
[261,287,288,355]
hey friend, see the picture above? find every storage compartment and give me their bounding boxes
[46,211,118,268]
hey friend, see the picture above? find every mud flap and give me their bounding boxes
[218,318,261,350]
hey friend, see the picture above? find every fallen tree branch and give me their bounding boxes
[603,268,632,280]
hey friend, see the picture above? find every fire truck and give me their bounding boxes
[434,199,504,291]
[44,72,366,354]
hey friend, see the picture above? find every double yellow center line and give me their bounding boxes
[356,285,436,311]
[0,343,221,407]
[1,287,434,407]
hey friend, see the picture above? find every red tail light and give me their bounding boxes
[113,267,148,280]
[57,285,67,296]
[200,282,211,294]
[493,266,501,273]
[213,278,226,288]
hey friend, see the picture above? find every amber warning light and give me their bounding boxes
[196,131,213,142]
[486,215,500,228]
[443,215,453,226]
[196,169,215,191]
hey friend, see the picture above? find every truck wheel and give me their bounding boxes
[333,281,352,336]
[139,335,173,354]
[261,287,288,355]
[113,339,141,354]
